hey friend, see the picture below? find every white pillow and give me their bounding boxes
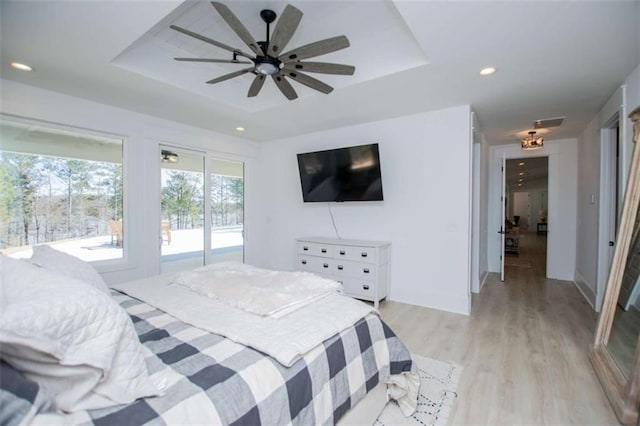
[29,245,110,294]
[0,256,162,412]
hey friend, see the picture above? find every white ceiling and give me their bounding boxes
[1,0,639,144]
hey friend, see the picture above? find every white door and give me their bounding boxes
[500,154,506,281]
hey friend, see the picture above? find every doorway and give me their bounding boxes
[160,147,205,274]
[503,157,549,277]
[597,117,622,310]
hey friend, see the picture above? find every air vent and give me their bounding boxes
[533,116,565,129]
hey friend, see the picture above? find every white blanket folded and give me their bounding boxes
[172,262,342,318]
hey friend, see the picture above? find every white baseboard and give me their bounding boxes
[574,271,596,309]
[391,292,470,316]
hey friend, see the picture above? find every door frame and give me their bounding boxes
[488,143,563,279]
[159,144,209,272]
[597,114,621,311]
[207,155,246,265]
[500,154,506,281]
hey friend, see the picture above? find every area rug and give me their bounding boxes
[374,355,462,426]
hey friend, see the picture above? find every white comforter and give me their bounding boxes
[112,273,376,367]
[172,262,342,318]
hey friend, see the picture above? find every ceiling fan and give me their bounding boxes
[170,2,355,100]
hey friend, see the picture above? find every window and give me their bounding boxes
[0,118,124,262]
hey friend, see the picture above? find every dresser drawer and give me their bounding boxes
[297,256,335,274]
[341,278,377,301]
[297,241,333,258]
[332,260,377,280]
[333,245,377,263]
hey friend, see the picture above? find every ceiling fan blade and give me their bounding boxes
[279,35,350,63]
[247,74,266,97]
[284,70,333,94]
[206,67,254,84]
[170,25,252,59]
[211,2,263,57]
[174,57,252,64]
[271,74,298,100]
[283,62,355,75]
[267,4,303,57]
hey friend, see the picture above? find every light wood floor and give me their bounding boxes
[379,232,620,425]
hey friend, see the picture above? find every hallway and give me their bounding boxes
[380,231,618,424]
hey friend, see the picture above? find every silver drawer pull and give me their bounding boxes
[363,268,370,274]
[321,248,327,253]
[301,260,307,265]
[323,263,329,268]
[303,246,309,251]
[337,265,344,270]
[339,250,346,255]
[361,252,368,258]
[362,284,370,290]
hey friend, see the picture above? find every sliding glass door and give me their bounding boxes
[209,158,244,263]
[160,147,205,274]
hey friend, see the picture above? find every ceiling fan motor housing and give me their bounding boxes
[171,2,354,100]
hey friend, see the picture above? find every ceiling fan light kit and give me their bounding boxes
[171,2,356,100]
[161,150,179,163]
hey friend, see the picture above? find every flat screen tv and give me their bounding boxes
[297,143,384,202]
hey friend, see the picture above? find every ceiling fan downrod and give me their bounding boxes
[259,9,277,55]
[254,9,280,75]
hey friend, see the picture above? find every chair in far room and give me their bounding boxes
[161,220,172,245]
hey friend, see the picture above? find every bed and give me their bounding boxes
[0,251,418,426]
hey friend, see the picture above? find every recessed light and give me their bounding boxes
[235,127,245,132]
[519,162,525,166]
[519,172,524,176]
[518,178,523,182]
[11,62,33,71]
[479,66,496,76]
[518,183,522,187]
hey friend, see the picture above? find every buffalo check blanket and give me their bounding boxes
[34,290,416,425]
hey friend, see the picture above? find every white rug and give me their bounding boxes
[374,355,462,426]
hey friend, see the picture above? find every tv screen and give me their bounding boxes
[297,143,384,202]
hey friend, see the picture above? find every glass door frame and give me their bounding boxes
[159,144,210,272]
[158,144,248,270]
[207,154,246,265]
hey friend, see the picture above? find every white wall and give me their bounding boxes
[512,192,531,230]
[247,105,474,315]
[0,79,258,284]
[488,139,578,281]
[575,63,640,309]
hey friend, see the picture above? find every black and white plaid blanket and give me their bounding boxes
[45,290,414,425]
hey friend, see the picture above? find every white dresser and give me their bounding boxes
[295,237,391,308]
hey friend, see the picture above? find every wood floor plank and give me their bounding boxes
[379,232,619,425]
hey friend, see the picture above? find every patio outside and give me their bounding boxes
[7,226,244,267]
